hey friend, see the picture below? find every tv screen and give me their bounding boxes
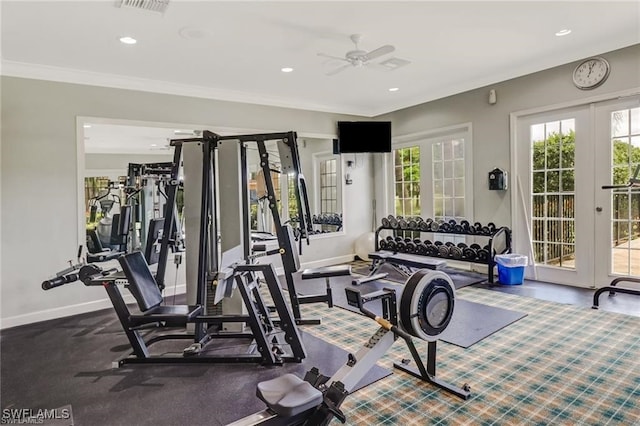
[338,121,392,153]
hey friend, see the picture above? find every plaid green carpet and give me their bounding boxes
[295,286,640,425]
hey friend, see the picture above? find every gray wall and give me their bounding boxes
[376,44,640,229]
[0,77,365,327]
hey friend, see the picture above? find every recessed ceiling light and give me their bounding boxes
[389,87,399,92]
[281,67,294,73]
[150,144,158,147]
[555,29,572,37]
[83,124,92,128]
[119,36,137,45]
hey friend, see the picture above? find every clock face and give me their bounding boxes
[573,58,610,90]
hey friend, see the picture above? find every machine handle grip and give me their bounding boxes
[42,273,79,290]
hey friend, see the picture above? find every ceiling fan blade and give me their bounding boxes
[326,64,351,76]
[317,52,348,62]
[363,45,395,61]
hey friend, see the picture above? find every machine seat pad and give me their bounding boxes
[301,265,351,280]
[130,305,203,325]
[257,373,323,418]
[368,251,446,270]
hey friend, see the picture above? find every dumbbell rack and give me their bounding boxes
[374,225,511,283]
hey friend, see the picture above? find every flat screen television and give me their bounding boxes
[337,121,392,153]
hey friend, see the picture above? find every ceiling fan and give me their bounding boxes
[318,34,396,76]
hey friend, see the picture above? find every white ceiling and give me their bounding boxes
[2,1,639,117]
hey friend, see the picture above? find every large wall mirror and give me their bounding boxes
[246,137,344,238]
[79,121,344,264]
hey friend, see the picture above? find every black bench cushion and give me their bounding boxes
[257,374,323,418]
[118,251,164,312]
[369,251,446,270]
[129,305,203,326]
[301,265,352,280]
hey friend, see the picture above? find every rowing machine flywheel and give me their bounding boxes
[400,270,455,342]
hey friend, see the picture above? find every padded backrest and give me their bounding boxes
[282,224,300,272]
[118,251,163,312]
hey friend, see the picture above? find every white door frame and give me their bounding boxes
[510,87,640,287]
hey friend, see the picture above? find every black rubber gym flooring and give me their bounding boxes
[0,302,389,426]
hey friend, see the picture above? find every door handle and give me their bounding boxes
[596,207,603,212]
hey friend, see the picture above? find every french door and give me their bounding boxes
[516,96,640,287]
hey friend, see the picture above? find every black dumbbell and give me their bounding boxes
[477,248,490,262]
[408,219,418,230]
[381,217,390,228]
[405,239,416,254]
[416,242,428,255]
[398,218,408,229]
[396,239,407,253]
[463,247,477,260]
[457,243,468,249]
[389,216,399,229]
[473,222,483,233]
[460,220,470,233]
[438,244,451,257]
[440,222,451,232]
[426,244,439,257]
[379,239,389,250]
[430,220,441,232]
[419,220,430,231]
[487,222,496,234]
[450,246,463,259]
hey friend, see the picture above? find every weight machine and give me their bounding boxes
[156,130,337,325]
[228,270,471,426]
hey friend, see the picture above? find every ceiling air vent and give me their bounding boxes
[379,57,411,71]
[117,0,170,14]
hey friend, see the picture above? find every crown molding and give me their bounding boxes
[0,60,373,117]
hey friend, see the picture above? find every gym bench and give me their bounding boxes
[363,251,446,283]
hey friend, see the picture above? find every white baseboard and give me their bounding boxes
[1,284,187,330]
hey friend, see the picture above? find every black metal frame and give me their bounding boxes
[373,225,512,283]
[592,276,640,309]
[216,132,327,325]
[89,261,305,366]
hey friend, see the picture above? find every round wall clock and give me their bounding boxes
[572,57,610,90]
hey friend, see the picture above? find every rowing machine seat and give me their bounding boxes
[256,374,323,418]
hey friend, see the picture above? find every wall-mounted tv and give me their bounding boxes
[337,121,392,153]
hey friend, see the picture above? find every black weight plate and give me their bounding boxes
[448,219,457,226]
[413,238,422,244]
[379,240,388,250]
[425,218,434,224]
[477,249,489,262]
[395,236,403,242]
[417,243,428,255]
[434,241,443,246]
[438,245,450,257]
[440,223,451,232]
[454,224,464,233]
[427,245,439,257]
[463,248,477,260]
[481,226,491,235]
[399,219,408,229]
[420,221,430,231]
[396,241,407,253]
[387,241,397,251]
[386,236,394,241]
[416,217,424,223]
[474,222,483,231]
[450,246,463,259]
[408,220,417,230]
[381,217,390,228]
[405,242,416,254]
[457,243,468,248]
[424,240,432,245]
[460,220,470,231]
[390,217,399,229]
[445,242,454,247]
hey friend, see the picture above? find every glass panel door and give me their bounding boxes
[516,107,593,287]
[595,98,640,285]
